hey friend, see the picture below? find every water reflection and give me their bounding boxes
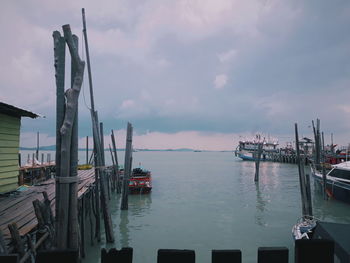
[129,194,152,217]
[255,182,268,227]
[119,210,130,247]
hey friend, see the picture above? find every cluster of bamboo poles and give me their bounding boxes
[53,8,135,254]
[295,124,313,219]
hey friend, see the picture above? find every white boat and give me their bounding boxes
[311,161,350,204]
[292,216,318,240]
[234,135,279,161]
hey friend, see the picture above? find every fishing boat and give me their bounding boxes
[311,161,350,204]
[234,135,279,161]
[129,167,152,194]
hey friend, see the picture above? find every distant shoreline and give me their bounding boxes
[20,146,232,152]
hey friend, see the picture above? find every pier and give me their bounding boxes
[0,169,96,258]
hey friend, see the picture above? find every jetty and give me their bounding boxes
[0,169,96,257]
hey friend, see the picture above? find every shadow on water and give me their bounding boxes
[119,210,130,247]
[255,182,267,227]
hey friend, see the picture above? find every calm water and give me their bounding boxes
[21,150,350,262]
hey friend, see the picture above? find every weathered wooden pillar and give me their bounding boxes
[100,122,110,200]
[86,136,89,165]
[321,132,327,200]
[121,123,133,210]
[82,8,114,243]
[111,130,121,194]
[55,24,85,250]
[254,143,263,182]
[53,30,66,246]
[295,123,312,218]
[36,132,39,161]
[109,144,116,191]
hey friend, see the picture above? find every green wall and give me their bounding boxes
[0,112,20,193]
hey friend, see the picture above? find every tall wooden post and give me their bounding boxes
[82,8,114,242]
[53,30,66,246]
[86,136,89,165]
[254,143,263,182]
[100,122,110,200]
[91,112,114,242]
[321,132,327,200]
[109,144,115,190]
[121,123,133,210]
[111,130,121,194]
[36,132,39,161]
[100,122,105,166]
[55,24,85,249]
[295,123,312,218]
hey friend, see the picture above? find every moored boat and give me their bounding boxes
[311,161,350,204]
[292,216,318,240]
[234,135,279,161]
[129,167,152,194]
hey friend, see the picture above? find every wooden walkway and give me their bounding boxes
[0,169,95,251]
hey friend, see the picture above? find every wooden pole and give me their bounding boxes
[90,111,101,241]
[254,143,263,182]
[109,144,116,191]
[111,130,121,194]
[321,132,327,200]
[100,122,110,200]
[295,123,311,218]
[56,24,85,250]
[100,122,105,166]
[86,136,89,165]
[67,34,80,250]
[53,30,66,246]
[36,132,39,160]
[82,8,95,112]
[82,8,102,242]
[82,8,114,243]
[121,123,133,210]
[91,112,114,243]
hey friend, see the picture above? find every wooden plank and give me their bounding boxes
[0,160,18,167]
[0,153,18,160]
[0,126,20,135]
[0,133,19,142]
[0,148,19,154]
[0,166,19,173]
[0,177,17,186]
[0,170,18,179]
[0,169,96,251]
[0,140,19,147]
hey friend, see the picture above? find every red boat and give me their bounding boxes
[129,167,152,194]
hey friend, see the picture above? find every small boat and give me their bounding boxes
[292,216,318,240]
[311,161,350,204]
[129,167,152,194]
[234,135,279,161]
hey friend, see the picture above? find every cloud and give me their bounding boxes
[214,74,228,89]
[3,0,350,150]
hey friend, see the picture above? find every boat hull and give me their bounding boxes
[312,170,350,204]
[237,151,271,162]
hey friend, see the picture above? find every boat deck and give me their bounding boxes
[0,169,95,250]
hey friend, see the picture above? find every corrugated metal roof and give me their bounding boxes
[0,102,39,118]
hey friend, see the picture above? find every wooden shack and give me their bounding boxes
[0,102,38,193]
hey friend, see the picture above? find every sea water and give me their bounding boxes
[20,150,350,262]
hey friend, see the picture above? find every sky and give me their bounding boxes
[1,0,350,150]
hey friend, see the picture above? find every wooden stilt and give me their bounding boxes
[111,130,121,194]
[121,123,133,210]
